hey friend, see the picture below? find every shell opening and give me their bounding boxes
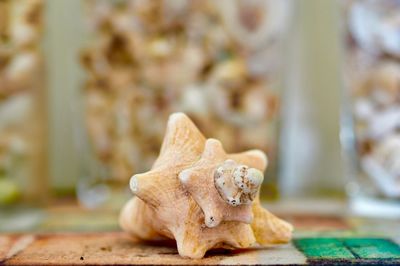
[214,159,264,206]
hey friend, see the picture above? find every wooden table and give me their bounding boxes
[1,232,308,265]
[1,200,400,265]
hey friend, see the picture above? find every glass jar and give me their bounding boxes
[79,0,293,208]
[341,0,400,217]
[0,0,47,206]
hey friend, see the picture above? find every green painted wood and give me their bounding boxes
[294,237,400,264]
[344,238,400,259]
[294,238,355,259]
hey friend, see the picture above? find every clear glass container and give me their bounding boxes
[78,0,293,208]
[0,0,47,207]
[341,0,400,217]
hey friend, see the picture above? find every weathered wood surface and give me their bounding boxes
[0,232,306,265]
[1,200,400,265]
[0,208,363,265]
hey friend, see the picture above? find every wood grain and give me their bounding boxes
[0,232,306,265]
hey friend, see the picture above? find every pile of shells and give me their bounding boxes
[0,0,45,202]
[343,0,400,197]
[120,113,293,259]
[81,0,291,184]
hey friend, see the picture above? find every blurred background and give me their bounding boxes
[0,0,399,231]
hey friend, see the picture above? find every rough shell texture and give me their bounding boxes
[179,139,256,228]
[214,159,264,206]
[120,112,292,258]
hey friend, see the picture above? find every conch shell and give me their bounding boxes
[120,113,292,258]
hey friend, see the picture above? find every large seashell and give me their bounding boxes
[120,112,292,258]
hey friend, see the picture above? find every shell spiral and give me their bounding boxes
[120,113,293,259]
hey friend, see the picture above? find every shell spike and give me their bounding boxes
[229,149,268,171]
[204,212,222,228]
[159,112,205,157]
[129,171,162,208]
[202,138,225,159]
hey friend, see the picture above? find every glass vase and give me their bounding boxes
[341,0,400,217]
[78,0,293,208]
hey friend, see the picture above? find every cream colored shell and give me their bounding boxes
[120,113,292,258]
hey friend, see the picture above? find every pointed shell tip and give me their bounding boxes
[250,150,268,169]
[130,175,139,193]
[168,112,187,124]
[178,169,192,184]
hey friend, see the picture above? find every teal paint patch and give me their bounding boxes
[294,238,355,259]
[294,237,400,265]
[344,238,400,259]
